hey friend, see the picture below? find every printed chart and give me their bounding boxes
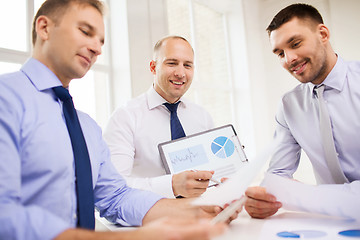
[211,136,235,158]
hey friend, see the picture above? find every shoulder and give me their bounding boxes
[114,92,147,115]
[105,92,148,129]
[281,84,308,103]
[0,71,33,109]
[346,60,360,75]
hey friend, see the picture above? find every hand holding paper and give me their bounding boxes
[192,142,275,207]
[261,173,360,221]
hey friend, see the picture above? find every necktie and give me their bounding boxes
[53,86,95,229]
[163,102,186,140]
[314,85,348,184]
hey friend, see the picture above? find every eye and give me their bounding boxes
[292,40,301,48]
[184,64,193,69]
[166,62,177,66]
[79,28,90,36]
[278,51,284,58]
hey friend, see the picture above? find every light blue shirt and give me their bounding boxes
[0,58,163,240]
[269,56,360,187]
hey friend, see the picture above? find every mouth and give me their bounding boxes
[290,61,307,75]
[170,80,185,86]
[78,54,91,66]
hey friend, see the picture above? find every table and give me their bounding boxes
[95,210,360,239]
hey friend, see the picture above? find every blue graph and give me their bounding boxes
[211,136,235,158]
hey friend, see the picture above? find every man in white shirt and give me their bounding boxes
[244,3,360,218]
[104,36,215,198]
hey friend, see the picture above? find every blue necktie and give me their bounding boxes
[163,102,186,140]
[53,86,95,229]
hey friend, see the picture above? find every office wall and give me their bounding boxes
[126,0,168,98]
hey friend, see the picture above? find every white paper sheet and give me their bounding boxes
[261,173,360,221]
[192,143,275,206]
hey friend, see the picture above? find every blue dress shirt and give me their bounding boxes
[268,57,360,188]
[0,58,162,240]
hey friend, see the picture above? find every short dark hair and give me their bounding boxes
[32,0,104,46]
[266,3,323,35]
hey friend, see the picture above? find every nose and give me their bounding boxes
[174,66,186,78]
[284,50,297,65]
[89,38,102,57]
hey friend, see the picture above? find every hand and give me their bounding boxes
[172,170,214,197]
[54,218,226,240]
[138,217,226,240]
[244,186,282,219]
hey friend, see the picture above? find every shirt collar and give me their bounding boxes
[308,56,347,95]
[146,85,188,110]
[21,58,63,91]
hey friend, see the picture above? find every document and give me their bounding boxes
[261,173,360,221]
[158,124,248,183]
[192,142,275,206]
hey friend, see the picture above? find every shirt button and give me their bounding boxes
[73,213,77,220]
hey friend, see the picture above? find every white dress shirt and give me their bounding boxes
[103,87,214,198]
[268,56,360,191]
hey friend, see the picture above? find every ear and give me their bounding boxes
[35,15,53,42]
[150,60,156,75]
[318,24,330,43]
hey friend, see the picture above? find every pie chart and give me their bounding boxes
[211,136,235,158]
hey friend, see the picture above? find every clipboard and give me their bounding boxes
[158,124,248,182]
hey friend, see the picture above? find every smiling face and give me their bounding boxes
[34,3,104,87]
[151,38,194,103]
[270,17,332,85]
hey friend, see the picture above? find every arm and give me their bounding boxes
[142,198,239,225]
[54,218,226,240]
[104,107,214,198]
[245,103,298,219]
[0,89,69,240]
[103,107,177,198]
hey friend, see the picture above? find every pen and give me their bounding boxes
[191,169,221,186]
[210,196,247,224]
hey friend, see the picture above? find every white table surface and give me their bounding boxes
[95,210,360,239]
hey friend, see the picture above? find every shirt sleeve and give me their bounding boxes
[0,86,69,240]
[103,107,175,198]
[268,101,302,177]
[93,120,164,226]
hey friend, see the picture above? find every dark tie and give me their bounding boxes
[163,102,186,140]
[53,86,95,229]
[314,85,348,184]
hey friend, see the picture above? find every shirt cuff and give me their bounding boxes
[151,174,175,198]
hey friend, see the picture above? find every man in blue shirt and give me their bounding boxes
[0,0,236,239]
[244,3,360,218]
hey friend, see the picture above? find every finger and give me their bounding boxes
[246,196,282,209]
[245,205,279,219]
[220,177,228,183]
[190,171,214,180]
[245,186,277,202]
[191,179,211,189]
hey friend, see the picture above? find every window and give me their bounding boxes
[0,0,113,128]
[166,0,256,155]
[166,0,235,127]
